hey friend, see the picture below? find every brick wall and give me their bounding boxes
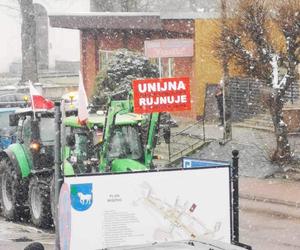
[81,24,194,98]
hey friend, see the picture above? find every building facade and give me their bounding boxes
[49,13,204,118]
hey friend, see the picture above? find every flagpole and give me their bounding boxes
[78,71,89,125]
[29,81,36,121]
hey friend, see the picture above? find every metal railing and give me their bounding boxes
[168,119,206,162]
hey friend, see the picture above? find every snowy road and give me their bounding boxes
[1,200,300,250]
[0,217,54,250]
[240,204,300,250]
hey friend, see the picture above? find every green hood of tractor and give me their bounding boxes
[111,159,147,173]
[63,115,105,129]
[64,113,146,128]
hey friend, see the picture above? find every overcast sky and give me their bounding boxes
[0,0,90,73]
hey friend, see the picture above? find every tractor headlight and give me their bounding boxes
[30,141,40,152]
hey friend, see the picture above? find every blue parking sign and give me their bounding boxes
[183,157,229,169]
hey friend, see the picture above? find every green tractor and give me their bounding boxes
[62,94,164,175]
[0,108,55,227]
[0,93,168,229]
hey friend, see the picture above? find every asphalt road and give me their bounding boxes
[1,199,300,250]
[240,202,300,250]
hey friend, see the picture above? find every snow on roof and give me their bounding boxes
[49,11,220,30]
[49,12,161,17]
[49,12,163,30]
[160,11,220,19]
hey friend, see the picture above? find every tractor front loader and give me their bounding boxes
[61,92,168,176]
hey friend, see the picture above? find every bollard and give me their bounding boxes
[232,149,239,244]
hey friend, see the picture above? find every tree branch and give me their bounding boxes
[0,3,19,11]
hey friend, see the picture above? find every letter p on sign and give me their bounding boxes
[132,77,191,114]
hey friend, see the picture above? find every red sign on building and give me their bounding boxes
[132,77,191,114]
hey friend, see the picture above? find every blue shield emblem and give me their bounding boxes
[70,183,93,212]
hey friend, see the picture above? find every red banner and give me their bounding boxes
[132,77,191,114]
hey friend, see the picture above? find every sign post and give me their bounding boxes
[54,102,63,250]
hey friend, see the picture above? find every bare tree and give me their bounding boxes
[91,0,140,11]
[90,0,115,11]
[0,0,40,82]
[120,0,137,11]
[219,0,232,142]
[19,0,38,83]
[218,0,300,164]
[91,0,211,12]
[275,0,300,102]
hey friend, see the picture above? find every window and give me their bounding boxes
[67,131,91,173]
[73,133,89,162]
[40,118,55,145]
[99,50,115,71]
[21,116,32,146]
[69,128,97,163]
[155,58,175,77]
[108,126,143,161]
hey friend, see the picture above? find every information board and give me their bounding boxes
[60,167,232,250]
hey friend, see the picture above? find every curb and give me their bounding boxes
[239,193,300,220]
[240,193,300,208]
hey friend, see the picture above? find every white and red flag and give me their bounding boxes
[77,71,89,125]
[29,82,54,110]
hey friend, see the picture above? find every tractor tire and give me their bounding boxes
[0,157,28,221]
[28,176,53,228]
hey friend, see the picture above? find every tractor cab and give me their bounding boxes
[63,111,147,175]
[63,114,104,175]
[105,113,147,173]
[9,108,55,172]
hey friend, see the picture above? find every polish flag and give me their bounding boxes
[78,72,89,125]
[29,82,54,110]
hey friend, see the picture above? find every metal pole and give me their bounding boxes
[158,57,162,78]
[232,150,239,243]
[202,118,206,142]
[291,83,294,104]
[168,123,171,162]
[168,58,171,162]
[220,0,232,144]
[168,58,172,77]
[222,81,227,138]
[54,101,63,250]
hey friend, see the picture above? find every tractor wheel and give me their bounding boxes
[0,157,28,221]
[28,176,52,228]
